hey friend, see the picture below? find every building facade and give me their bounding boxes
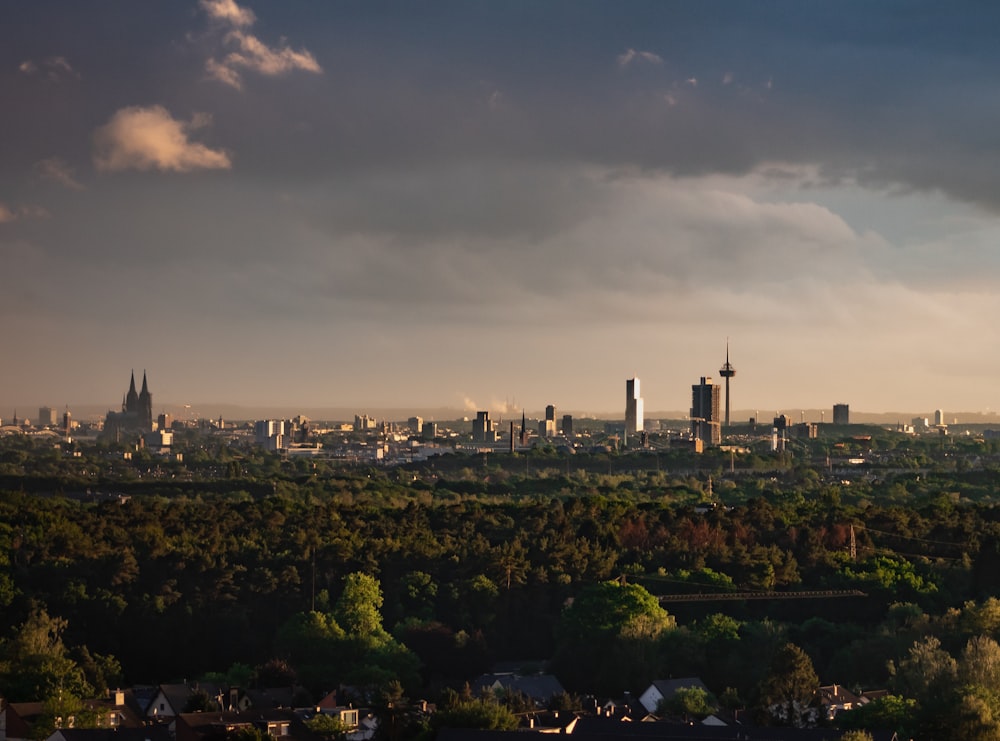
[472,411,497,443]
[625,378,644,435]
[691,376,721,445]
[833,403,850,425]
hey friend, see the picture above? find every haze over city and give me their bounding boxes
[3,1,1000,416]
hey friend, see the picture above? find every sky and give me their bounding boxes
[3,0,1000,418]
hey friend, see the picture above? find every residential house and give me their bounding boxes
[454,716,902,739]
[815,685,862,721]
[3,691,147,741]
[293,705,375,741]
[146,684,250,721]
[638,679,711,715]
[48,726,171,741]
[2,702,43,741]
[176,710,317,741]
[471,673,566,707]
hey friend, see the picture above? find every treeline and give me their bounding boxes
[3,436,1000,738]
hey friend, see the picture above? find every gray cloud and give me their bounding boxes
[35,157,84,190]
[6,1,1000,412]
[0,202,48,223]
[18,56,78,81]
[617,48,663,68]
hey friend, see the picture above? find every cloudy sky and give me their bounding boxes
[3,1,1000,417]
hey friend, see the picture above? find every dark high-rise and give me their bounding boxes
[625,378,643,434]
[691,376,721,445]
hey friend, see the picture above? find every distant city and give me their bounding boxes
[4,347,997,467]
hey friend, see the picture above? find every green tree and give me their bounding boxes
[891,635,957,703]
[953,685,1000,741]
[228,726,268,741]
[0,608,93,702]
[839,731,874,741]
[306,714,351,741]
[31,692,104,740]
[659,687,717,720]
[334,573,385,636]
[431,698,517,731]
[559,581,673,644]
[185,689,219,713]
[837,694,916,739]
[962,636,1000,690]
[555,581,674,696]
[757,643,819,727]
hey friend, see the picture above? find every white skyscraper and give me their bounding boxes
[626,377,643,434]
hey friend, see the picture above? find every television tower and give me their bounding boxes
[719,341,736,427]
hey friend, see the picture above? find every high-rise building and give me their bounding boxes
[561,414,574,437]
[472,411,497,443]
[38,406,57,426]
[934,409,945,427]
[408,416,423,434]
[625,378,643,434]
[691,376,721,445]
[540,405,557,437]
[833,403,850,425]
[718,343,736,428]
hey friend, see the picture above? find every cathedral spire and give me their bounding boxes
[125,369,140,414]
[140,370,149,395]
[138,370,153,431]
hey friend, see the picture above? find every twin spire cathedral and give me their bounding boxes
[104,370,154,438]
[123,370,154,431]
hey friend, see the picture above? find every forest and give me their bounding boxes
[2,427,1000,740]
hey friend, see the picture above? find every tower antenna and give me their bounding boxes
[718,339,736,428]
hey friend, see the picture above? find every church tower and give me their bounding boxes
[125,371,140,414]
[138,371,153,431]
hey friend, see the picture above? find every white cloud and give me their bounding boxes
[617,48,663,68]
[199,0,255,28]
[36,157,84,190]
[92,105,232,173]
[204,57,243,89]
[200,0,321,89]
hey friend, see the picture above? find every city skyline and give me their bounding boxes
[4,2,1000,414]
